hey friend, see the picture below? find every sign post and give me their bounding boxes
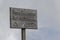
[21,28,26,40]
[10,7,37,40]
[21,23,26,40]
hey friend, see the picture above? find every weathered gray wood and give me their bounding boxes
[10,7,37,29]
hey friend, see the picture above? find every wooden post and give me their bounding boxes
[21,28,26,40]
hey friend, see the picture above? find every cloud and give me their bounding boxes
[0,0,3,6]
[27,27,60,40]
[6,33,17,40]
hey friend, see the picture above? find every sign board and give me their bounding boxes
[10,7,37,29]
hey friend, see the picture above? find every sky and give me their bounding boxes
[0,0,60,40]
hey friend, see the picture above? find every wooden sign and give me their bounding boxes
[10,7,37,29]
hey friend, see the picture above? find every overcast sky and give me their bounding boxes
[0,0,60,40]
